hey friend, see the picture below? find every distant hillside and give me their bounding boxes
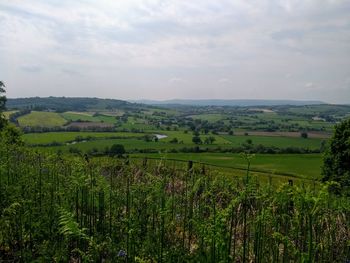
[132,99,326,107]
[6,97,144,111]
[6,97,329,112]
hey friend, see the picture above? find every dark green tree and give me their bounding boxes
[300,131,308,139]
[170,137,178,144]
[322,118,350,190]
[109,144,126,157]
[192,135,202,144]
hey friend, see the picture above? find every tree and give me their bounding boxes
[109,144,126,157]
[192,135,202,145]
[144,135,153,142]
[204,136,216,144]
[322,118,350,191]
[1,124,23,145]
[0,81,7,130]
[300,131,308,139]
[170,137,178,144]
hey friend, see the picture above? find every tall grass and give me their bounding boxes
[0,142,349,262]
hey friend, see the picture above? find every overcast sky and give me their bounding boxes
[1,0,349,103]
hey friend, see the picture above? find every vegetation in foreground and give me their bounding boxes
[0,139,350,262]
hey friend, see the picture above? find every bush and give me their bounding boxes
[109,144,126,157]
[322,118,350,192]
[300,132,308,138]
[192,135,202,144]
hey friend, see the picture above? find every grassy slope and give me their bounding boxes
[61,112,117,124]
[17,111,67,127]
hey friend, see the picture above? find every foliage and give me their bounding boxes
[0,125,23,145]
[204,136,215,144]
[322,118,350,191]
[6,96,134,112]
[109,144,125,157]
[192,135,202,144]
[0,142,349,262]
[301,131,308,138]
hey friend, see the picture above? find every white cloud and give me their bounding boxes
[304,82,316,89]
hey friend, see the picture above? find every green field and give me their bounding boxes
[17,111,67,127]
[222,135,323,149]
[117,116,156,130]
[131,152,323,180]
[188,113,225,122]
[160,130,230,144]
[24,130,326,156]
[36,138,206,152]
[23,131,146,144]
[61,112,117,124]
[7,107,336,184]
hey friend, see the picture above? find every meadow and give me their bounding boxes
[131,153,323,180]
[23,131,147,144]
[17,111,67,127]
[221,135,323,149]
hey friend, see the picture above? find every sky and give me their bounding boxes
[0,0,350,103]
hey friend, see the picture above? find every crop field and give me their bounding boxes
[17,111,67,127]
